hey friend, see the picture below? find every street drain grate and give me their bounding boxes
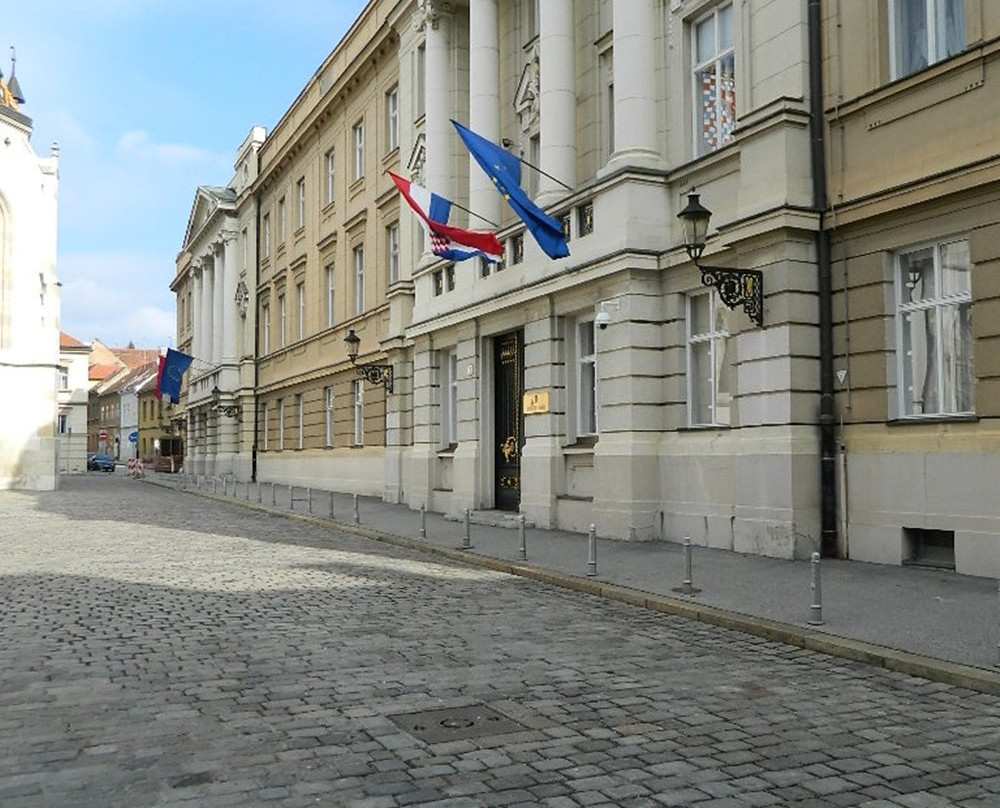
[388,704,526,743]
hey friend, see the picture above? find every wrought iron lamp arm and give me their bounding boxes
[698,265,764,328]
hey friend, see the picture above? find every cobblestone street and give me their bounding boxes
[1,476,999,807]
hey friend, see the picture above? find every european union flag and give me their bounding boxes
[154,348,194,404]
[452,120,570,260]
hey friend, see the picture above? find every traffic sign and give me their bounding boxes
[128,430,138,443]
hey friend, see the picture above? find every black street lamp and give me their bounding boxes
[344,328,394,393]
[677,191,764,327]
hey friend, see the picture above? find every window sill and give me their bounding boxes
[888,414,978,426]
[437,443,458,458]
[563,436,597,454]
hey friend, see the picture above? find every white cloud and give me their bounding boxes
[115,128,225,167]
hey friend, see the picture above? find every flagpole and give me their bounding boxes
[513,156,574,193]
[448,200,499,229]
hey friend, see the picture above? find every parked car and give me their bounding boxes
[87,453,116,472]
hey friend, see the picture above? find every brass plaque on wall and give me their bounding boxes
[522,390,550,415]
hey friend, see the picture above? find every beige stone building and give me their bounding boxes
[824,0,1000,575]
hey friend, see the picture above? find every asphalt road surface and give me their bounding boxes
[1,475,998,807]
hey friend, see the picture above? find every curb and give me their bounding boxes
[153,478,1000,697]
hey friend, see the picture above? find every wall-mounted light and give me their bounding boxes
[345,328,394,393]
[211,385,241,419]
[677,191,764,327]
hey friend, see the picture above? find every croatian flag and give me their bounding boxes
[388,171,503,263]
[154,347,195,404]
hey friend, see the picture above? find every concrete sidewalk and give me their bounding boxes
[145,473,1000,695]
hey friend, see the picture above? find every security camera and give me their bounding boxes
[595,308,611,330]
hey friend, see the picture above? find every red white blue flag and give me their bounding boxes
[154,347,194,404]
[389,171,503,263]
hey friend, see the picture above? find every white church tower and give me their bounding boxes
[0,52,61,490]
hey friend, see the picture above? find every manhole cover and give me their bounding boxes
[389,704,526,743]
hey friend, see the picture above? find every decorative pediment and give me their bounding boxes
[514,44,540,131]
[182,186,237,252]
[407,132,426,185]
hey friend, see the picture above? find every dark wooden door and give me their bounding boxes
[493,331,524,511]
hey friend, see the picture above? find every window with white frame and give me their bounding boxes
[896,237,973,416]
[353,245,365,315]
[325,149,335,205]
[386,85,399,152]
[387,222,400,285]
[242,227,248,271]
[262,302,271,354]
[262,213,271,258]
[278,293,286,348]
[296,179,306,230]
[891,0,965,79]
[442,349,459,447]
[416,45,426,118]
[261,402,269,450]
[58,366,69,389]
[58,412,68,433]
[325,264,335,328]
[693,2,735,157]
[297,282,305,341]
[353,120,365,181]
[278,197,286,243]
[352,380,364,446]
[576,317,597,436]
[687,291,731,426]
[600,49,615,161]
[296,393,304,449]
[278,398,285,450]
[324,386,334,447]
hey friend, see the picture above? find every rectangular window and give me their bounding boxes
[577,318,597,436]
[278,197,286,243]
[278,293,286,348]
[297,282,305,341]
[325,149,335,205]
[693,2,736,157]
[262,213,271,258]
[687,291,731,426]
[58,366,69,389]
[296,393,304,450]
[278,398,285,450]
[891,0,965,79]
[528,134,541,197]
[445,265,455,292]
[324,386,334,447]
[353,380,364,446]
[353,120,365,181]
[416,45,426,118]
[386,85,399,152]
[387,222,400,285]
[433,269,443,296]
[58,413,68,433]
[897,238,973,416]
[296,179,306,230]
[443,349,459,446]
[242,227,248,271]
[354,245,365,315]
[262,402,269,450]
[262,303,271,354]
[325,264,335,328]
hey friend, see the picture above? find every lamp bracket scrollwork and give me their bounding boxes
[355,363,394,393]
[699,266,764,328]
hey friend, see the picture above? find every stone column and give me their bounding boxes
[538,0,576,204]
[201,262,214,365]
[191,263,203,361]
[469,0,502,228]
[607,0,662,168]
[222,233,239,364]
[420,0,455,199]
[212,244,225,364]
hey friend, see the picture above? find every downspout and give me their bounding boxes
[808,0,838,557]
[251,189,260,484]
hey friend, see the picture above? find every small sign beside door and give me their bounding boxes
[522,390,550,415]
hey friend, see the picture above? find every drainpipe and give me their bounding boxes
[809,0,838,557]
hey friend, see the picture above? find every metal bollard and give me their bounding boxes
[256,481,262,504]
[996,580,1000,668]
[808,551,825,625]
[212,478,218,494]
[587,524,598,577]
[518,514,527,561]
[461,508,472,550]
[353,493,360,524]
[419,504,426,539]
[673,537,702,595]
[271,482,276,507]
[307,488,313,514]
[329,490,335,518]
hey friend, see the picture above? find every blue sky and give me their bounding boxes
[6,0,369,349]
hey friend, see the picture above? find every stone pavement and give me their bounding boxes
[0,474,997,807]
[156,472,1000,693]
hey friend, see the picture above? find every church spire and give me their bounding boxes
[7,47,25,105]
